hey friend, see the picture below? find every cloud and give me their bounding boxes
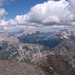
[0,19,8,26]
[26,0,75,25]
[3,25,67,32]
[8,0,75,27]
[68,0,75,9]
[0,8,7,19]
[0,0,14,6]
[1,0,75,32]
[26,0,67,24]
[0,8,8,27]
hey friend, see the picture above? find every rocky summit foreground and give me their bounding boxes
[0,58,47,75]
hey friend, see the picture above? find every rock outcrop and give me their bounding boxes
[51,39,75,67]
[32,54,75,75]
[47,54,73,75]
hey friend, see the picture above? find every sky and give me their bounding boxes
[0,0,75,32]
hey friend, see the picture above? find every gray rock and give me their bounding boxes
[0,58,47,75]
[0,42,50,63]
[51,39,75,67]
[47,54,73,75]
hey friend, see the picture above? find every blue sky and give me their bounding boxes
[0,0,75,32]
[3,0,48,19]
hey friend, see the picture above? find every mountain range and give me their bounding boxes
[0,39,75,75]
[0,29,75,75]
[15,29,75,48]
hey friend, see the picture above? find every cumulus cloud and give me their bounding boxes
[0,8,7,19]
[7,0,75,27]
[1,0,75,32]
[0,19,8,26]
[26,0,69,24]
[0,8,8,27]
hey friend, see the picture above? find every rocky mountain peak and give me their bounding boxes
[0,32,14,39]
[35,31,42,35]
[3,32,13,37]
[56,30,63,34]
[19,29,25,34]
[0,32,19,44]
[16,30,42,38]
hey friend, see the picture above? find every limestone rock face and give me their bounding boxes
[0,41,50,63]
[51,39,75,67]
[47,54,73,75]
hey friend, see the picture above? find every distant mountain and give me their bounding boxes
[48,29,75,39]
[0,31,19,35]
[15,29,75,49]
[19,29,25,34]
[17,34,63,49]
[16,29,42,37]
[17,30,63,49]
[48,30,68,39]
[17,30,47,44]
[0,32,19,44]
